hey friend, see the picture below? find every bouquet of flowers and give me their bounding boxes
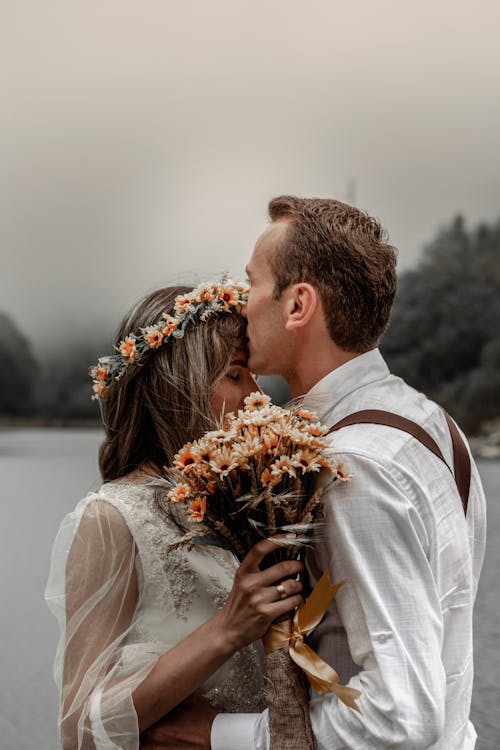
[165,392,360,749]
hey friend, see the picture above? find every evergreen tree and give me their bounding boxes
[0,312,38,416]
[381,216,500,432]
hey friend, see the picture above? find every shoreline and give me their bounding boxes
[2,417,500,459]
[0,418,101,429]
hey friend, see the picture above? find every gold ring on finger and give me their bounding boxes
[275,583,287,600]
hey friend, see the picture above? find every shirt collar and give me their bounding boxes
[302,348,390,423]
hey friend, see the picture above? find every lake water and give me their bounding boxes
[0,428,498,750]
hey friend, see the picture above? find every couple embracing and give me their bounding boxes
[46,196,486,750]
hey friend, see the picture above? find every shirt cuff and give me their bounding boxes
[211,713,259,750]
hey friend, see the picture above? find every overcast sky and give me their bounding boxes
[1,1,499,360]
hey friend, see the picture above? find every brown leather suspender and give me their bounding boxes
[326,409,471,516]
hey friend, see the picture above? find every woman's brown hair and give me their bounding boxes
[98,286,246,481]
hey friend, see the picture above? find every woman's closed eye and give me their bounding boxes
[227,358,248,382]
[211,352,256,416]
[226,366,246,383]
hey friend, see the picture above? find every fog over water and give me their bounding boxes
[0,429,498,749]
[1,1,500,361]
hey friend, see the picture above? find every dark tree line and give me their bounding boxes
[35,346,106,422]
[0,317,103,423]
[1,213,500,431]
[381,215,500,433]
[0,312,39,416]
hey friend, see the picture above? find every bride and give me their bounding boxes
[45,279,304,750]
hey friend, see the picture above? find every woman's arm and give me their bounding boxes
[57,500,303,747]
[60,500,140,749]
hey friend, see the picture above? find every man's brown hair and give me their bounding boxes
[268,196,397,352]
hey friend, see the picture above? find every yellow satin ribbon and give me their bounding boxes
[263,571,361,712]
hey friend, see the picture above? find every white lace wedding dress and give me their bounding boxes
[45,480,265,750]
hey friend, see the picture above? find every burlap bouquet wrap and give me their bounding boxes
[264,644,316,750]
[261,572,361,750]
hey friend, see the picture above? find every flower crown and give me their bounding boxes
[89,275,249,400]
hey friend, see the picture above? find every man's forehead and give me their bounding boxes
[251,221,289,264]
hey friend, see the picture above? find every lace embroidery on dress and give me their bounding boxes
[204,642,266,712]
[164,549,199,621]
[99,482,199,618]
[205,545,242,611]
[206,574,229,611]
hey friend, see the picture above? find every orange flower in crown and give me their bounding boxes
[89,274,249,400]
[120,336,138,363]
[89,365,111,383]
[217,285,240,309]
[143,327,164,349]
[92,382,108,399]
[198,285,216,302]
[174,296,194,316]
[162,315,178,338]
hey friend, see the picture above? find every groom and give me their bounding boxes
[144,196,486,749]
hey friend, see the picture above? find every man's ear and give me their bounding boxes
[284,283,319,331]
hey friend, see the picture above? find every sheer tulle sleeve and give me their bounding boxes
[46,496,160,750]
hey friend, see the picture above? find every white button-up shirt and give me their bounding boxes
[211,349,486,749]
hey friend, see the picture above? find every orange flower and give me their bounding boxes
[236,436,261,458]
[334,463,352,481]
[270,457,297,480]
[92,382,108,398]
[174,296,194,315]
[90,365,110,382]
[174,445,201,473]
[301,421,327,437]
[143,327,164,349]
[167,483,192,503]
[297,408,318,421]
[120,336,138,363]
[243,392,272,411]
[187,496,206,522]
[290,448,330,473]
[198,285,216,302]
[210,449,238,477]
[96,366,110,382]
[162,315,178,337]
[260,467,274,487]
[217,285,239,309]
[261,428,280,453]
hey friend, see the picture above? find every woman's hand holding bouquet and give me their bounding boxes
[215,537,304,650]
